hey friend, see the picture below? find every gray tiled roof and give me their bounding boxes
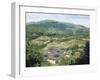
[43,47,68,61]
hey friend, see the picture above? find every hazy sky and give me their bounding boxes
[26,12,90,27]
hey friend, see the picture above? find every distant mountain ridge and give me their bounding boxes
[26,20,89,36]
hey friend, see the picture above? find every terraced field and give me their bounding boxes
[29,35,88,66]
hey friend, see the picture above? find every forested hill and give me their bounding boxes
[26,20,89,36]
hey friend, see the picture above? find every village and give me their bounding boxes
[43,47,71,64]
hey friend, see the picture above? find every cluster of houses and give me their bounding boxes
[42,47,70,64]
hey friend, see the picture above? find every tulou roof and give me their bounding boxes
[43,47,68,61]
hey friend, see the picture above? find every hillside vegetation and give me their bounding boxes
[26,20,89,67]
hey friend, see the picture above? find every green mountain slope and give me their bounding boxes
[26,20,89,38]
[26,20,90,67]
